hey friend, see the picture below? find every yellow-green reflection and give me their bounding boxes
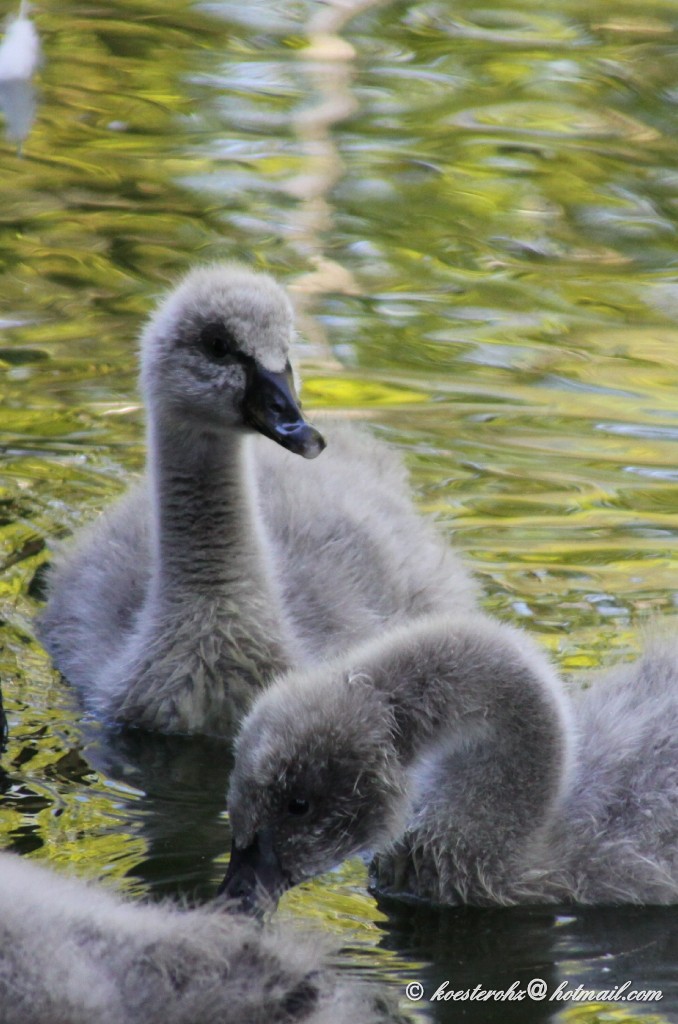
[556,1004,667,1024]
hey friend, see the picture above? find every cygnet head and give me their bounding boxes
[140,262,325,458]
[220,666,406,911]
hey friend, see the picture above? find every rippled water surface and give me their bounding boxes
[2,0,678,1020]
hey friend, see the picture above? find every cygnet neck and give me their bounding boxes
[367,617,571,862]
[149,415,250,591]
[146,406,294,669]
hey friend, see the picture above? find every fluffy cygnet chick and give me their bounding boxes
[0,851,407,1024]
[223,613,678,907]
[39,263,478,737]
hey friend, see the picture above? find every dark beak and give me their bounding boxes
[243,362,325,459]
[217,829,291,914]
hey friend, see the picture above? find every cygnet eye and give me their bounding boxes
[287,797,311,817]
[198,323,238,363]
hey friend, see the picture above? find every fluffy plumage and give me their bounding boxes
[0,852,404,1024]
[224,614,678,907]
[38,263,477,736]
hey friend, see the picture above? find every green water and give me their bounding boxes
[2,0,678,1020]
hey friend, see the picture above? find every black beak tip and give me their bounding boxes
[243,362,326,459]
[217,831,288,916]
[217,871,266,917]
[270,420,325,459]
[297,424,326,459]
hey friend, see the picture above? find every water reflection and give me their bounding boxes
[0,4,40,151]
[84,727,232,899]
[378,897,678,1023]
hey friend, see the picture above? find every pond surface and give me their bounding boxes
[1,0,678,1020]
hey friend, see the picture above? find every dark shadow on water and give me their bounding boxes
[0,682,7,753]
[83,726,233,902]
[376,894,678,1022]
[0,697,233,900]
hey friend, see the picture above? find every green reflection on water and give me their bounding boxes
[1,0,678,1020]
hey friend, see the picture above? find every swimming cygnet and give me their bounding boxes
[222,613,678,907]
[38,263,478,736]
[0,851,407,1024]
